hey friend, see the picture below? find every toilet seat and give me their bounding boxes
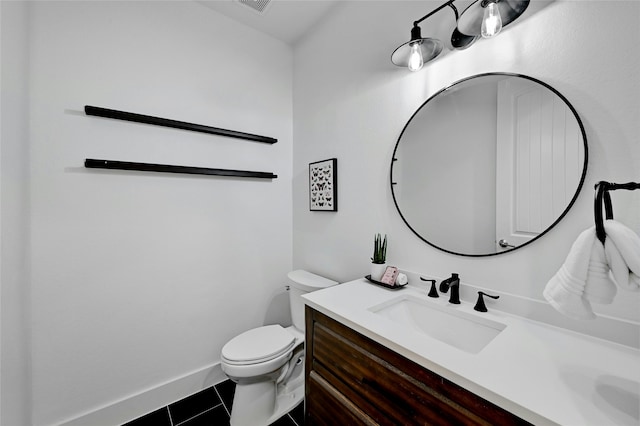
[221,325,296,366]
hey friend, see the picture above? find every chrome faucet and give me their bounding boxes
[439,273,460,304]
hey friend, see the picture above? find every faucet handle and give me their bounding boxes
[474,291,500,312]
[420,277,438,298]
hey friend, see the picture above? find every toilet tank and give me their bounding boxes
[288,270,337,331]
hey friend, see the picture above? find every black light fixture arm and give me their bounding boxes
[449,3,460,21]
[413,0,458,28]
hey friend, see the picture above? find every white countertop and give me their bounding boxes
[303,278,640,426]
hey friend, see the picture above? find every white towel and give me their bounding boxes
[543,220,640,320]
[604,220,640,290]
[583,233,617,304]
[543,228,608,320]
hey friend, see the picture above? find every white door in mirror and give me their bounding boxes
[495,77,584,250]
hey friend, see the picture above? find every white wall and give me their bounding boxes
[0,1,31,425]
[25,2,292,424]
[293,1,640,336]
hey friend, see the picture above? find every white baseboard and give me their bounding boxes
[58,363,226,426]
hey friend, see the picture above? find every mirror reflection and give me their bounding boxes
[391,73,587,256]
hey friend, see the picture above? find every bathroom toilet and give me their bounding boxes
[221,270,337,426]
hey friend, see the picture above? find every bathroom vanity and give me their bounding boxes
[303,278,640,425]
[305,307,528,425]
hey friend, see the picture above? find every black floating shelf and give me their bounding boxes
[84,105,277,144]
[85,159,277,179]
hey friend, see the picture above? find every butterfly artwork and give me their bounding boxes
[309,158,337,211]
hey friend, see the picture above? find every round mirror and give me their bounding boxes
[391,73,588,257]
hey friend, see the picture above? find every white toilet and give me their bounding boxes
[221,270,337,426]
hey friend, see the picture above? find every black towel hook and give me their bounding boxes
[594,181,640,244]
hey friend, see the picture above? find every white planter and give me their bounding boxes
[370,263,386,281]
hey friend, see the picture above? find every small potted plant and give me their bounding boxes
[371,233,387,281]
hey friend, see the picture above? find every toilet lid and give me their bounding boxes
[222,325,296,365]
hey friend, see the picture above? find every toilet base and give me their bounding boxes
[229,354,305,426]
[230,380,276,426]
[267,355,305,425]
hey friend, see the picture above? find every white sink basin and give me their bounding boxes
[368,295,506,354]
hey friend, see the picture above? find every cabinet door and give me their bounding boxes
[307,371,378,426]
[306,306,531,426]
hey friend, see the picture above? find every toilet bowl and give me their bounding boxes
[221,270,337,426]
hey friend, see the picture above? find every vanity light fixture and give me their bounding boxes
[391,0,530,71]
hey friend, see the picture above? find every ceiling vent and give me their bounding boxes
[236,0,272,15]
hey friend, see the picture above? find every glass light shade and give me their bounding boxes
[481,2,502,38]
[408,42,424,72]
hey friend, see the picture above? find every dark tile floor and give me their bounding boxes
[122,379,304,426]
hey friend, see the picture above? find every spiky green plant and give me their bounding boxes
[371,233,387,264]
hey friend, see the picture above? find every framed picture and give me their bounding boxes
[309,158,337,211]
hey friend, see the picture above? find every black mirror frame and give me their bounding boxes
[390,72,589,257]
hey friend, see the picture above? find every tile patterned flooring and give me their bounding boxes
[122,379,304,426]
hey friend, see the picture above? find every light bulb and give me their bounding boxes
[408,42,423,72]
[481,2,502,38]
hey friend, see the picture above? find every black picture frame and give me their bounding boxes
[309,158,337,211]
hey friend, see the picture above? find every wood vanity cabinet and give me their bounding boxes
[304,306,531,426]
